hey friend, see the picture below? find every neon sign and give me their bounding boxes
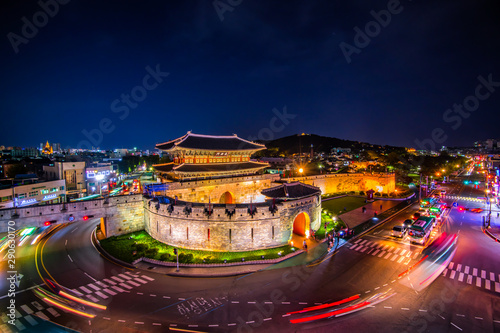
[20,199,37,206]
[43,194,57,201]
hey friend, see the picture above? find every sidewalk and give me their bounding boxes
[340,199,401,229]
[134,237,347,277]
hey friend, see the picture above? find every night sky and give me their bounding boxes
[1,1,499,150]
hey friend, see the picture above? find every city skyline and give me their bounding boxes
[1,1,500,150]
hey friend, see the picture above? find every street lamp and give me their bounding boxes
[299,168,304,174]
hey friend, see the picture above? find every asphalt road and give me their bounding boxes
[2,168,500,333]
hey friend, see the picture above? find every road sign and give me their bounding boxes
[453,202,458,207]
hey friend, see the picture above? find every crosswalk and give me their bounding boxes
[444,195,484,202]
[0,271,155,331]
[349,239,420,265]
[442,262,500,293]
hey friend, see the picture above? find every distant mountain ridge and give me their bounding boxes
[257,134,402,155]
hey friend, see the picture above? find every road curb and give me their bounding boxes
[91,227,135,269]
[482,226,500,243]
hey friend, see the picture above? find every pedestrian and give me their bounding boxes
[303,239,307,250]
[497,212,499,218]
[344,207,347,211]
[380,204,383,210]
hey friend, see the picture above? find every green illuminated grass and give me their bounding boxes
[100,231,295,264]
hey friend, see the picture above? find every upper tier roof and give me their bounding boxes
[156,132,266,151]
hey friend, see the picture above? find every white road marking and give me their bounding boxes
[438,314,445,320]
[485,280,491,290]
[141,275,155,281]
[232,301,239,303]
[372,249,380,256]
[134,278,147,284]
[126,280,140,287]
[476,278,482,288]
[401,308,409,311]
[24,315,37,326]
[65,239,68,246]
[457,264,462,272]
[84,272,97,282]
[88,283,100,291]
[466,275,472,284]
[451,322,462,331]
[153,323,161,326]
[394,248,400,255]
[96,281,108,288]
[384,306,392,309]
[20,305,33,315]
[163,296,170,299]
[391,254,398,261]
[378,250,386,257]
[481,270,486,279]
[103,288,117,296]
[475,317,483,320]
[95,291,108,299]
[67,254,73,262]
[419,309,427,312]
[264,318,272,321]
[111,276,124,283]
[472,268,478,276]
[450,271,456,279]
[384,252,392,259]
[400,249,406,256]
[119,274,132,280]
[456,314,465,317]
[495,282,500,293]
[490,272,495,281]
[397,256,404,263]
[119,283,132,290]
[79,286,92,294]
[442,269,448,277]
[464,266,470,274]
[46,308,60,317]
[458,273,464,282]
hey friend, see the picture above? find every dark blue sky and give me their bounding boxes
[1,0,499,150]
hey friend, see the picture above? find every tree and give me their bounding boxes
[6,163,28,178]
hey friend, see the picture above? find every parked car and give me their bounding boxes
[391,225,407,238]
[403,219,413,228]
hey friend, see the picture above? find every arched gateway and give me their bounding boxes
[292,212,310,236]
[219,191,234,204]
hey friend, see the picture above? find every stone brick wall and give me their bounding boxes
[0,195,144,235]
[288,173,395,194]
[166,174,280,204]
[144,194,321,252]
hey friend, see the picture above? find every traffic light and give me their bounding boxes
[173,248,178,255]
[464,180,469,184]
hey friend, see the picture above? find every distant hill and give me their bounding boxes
[257,134,402,156]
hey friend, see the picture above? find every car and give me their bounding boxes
[470,208,483,213]
[412,212,421,220]
[391,225,407,238]
[440,189,446,195]
[403,219,413,228]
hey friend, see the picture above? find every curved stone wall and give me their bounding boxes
[144,194,321,252]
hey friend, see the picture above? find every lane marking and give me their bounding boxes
[451,322,462,331]
[84,272,97,282]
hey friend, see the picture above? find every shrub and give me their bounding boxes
[145,248,159,257]
[178,253,194,263]
[359,191,365,195]
[382,193,388,198]
[135,243,148,252]
[159,253,170,261]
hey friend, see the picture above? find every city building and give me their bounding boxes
[0,177,66,209]
[43,161,86,199]
[86,163,117,195]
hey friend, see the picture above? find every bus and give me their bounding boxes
[408,216,435,245]
[420,197,437,208]
[428,203,445,221]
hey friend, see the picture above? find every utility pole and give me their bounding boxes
[419,173,422,204]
